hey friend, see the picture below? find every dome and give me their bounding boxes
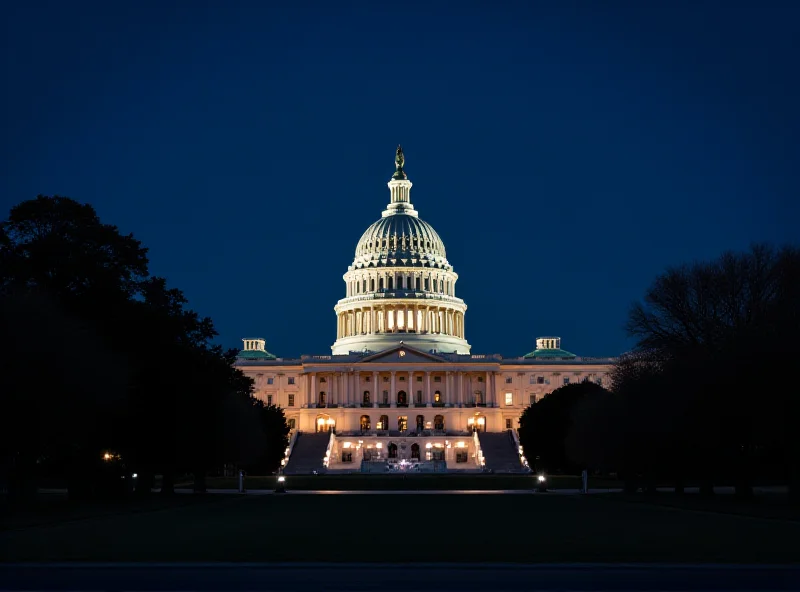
[355,214,446,263]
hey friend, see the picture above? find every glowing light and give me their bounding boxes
[103,452,112,461]
[326,418,335,425]
[278,476,286,483]
[467,418,474,425]
[376,443,382,449]
[425,443,433,449]
[477,417,485,425]
[132,473,138,479]
[343,442,352,448]
[456,442,466,448]
[538,474,546,482]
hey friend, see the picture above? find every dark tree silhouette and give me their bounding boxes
[518,381,609,474]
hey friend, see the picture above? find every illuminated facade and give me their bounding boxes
[236,148,614,473]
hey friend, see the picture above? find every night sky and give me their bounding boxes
[2,1,798,358]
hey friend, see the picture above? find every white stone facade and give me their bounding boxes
[236,148,615,472]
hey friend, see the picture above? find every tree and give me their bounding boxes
[518,381,609,474]
[620,244,800,498]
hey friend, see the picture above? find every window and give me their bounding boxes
[530,394,536,405]
[288,394,295,407]
[363,391,370,405]
[477,377,484,383]
[398,416,408,431]
[383,377,389,383]
[505,418,513,430]
[475,390,483,404]
[382,390,389,404]
[417,376,423,382]
[563,377,570,385]
[537,376,545,384]
[434,391,442,403]
[342,451,353,463]
[288,377,295,385]
[505,377,512,384]
[505,392,513,405]
[456,450,468,463]
[416,390,423,403]
[267,377,274,385]
[399,376,405,382]
[267,395,273,406]
[288,418,296,430]
[319,392,327,406]
[365,376,371,382]
[320,377,327,383]
[434,376,441,383]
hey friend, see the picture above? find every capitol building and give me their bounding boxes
[236,147,614,474]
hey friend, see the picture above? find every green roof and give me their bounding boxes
[523,348,577,360]
[237,350,277,360]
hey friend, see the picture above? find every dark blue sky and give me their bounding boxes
[2,1,799,358]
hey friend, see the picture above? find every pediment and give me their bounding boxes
[360,344,445,364]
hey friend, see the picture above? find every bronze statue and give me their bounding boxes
[395,145,404,171]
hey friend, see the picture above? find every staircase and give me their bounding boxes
[283,432,331,475]
[477,431,524,473]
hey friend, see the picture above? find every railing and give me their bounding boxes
[473,431,485,469]
[322,431,335,470]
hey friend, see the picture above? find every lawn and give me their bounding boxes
[178,473,619,491]
[2,492,799,563]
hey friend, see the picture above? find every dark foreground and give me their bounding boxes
[2,563,800,591]
[2,493,800,564]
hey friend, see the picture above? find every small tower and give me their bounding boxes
[238,337,277,360]
[383,145,418,218]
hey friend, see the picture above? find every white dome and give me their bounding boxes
[353,213,448,268]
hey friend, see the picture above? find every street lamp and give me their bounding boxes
[275,475,287,494]
[537,473,548,493]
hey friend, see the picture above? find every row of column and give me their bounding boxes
[337,306,464,339]
[347,272,454,297]
[304,370,496,407]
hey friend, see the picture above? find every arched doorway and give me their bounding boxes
[411,443,420,460]
[388,442,398,459]
[316,415,335,433]
[397,390,408,406]
[397,416,408,431]
[434,414,445,431]
[378,415,389,431]
[318,391,327,407]
[360,415,371,431]
[468,414,485,433]
[416,415,425,431]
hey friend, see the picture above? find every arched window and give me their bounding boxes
[378,415,389,431]
[434,415,445,430]
[397,416,408,431]
[398,276,404,289]
[318,392,327,406]
[379,277,384,290]
[370,278,375,291]
[388,442,398,459]
[411,443,421,460]
[388,276,394,290]
[363,391,370,405]
[360,415,371,431]
[416,415,425,431]
[397,390,407,406]
[434,391,442,403]
[415,277,421,290]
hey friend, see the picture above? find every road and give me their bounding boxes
[1,563,799,591]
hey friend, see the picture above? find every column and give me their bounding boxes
[330,373,337,406]
[485,371,491,406]
[311,373,317,407]
[425,371,432,406]
[372,371,379,406]
[371,307,376,335]
[390,371,396,407]
[352,372,358,406]
[459,372,464,407]
[445,372,451,405]
[408,370,413,403]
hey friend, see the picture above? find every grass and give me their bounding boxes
[177,474,621,491]
[2,492,799,563]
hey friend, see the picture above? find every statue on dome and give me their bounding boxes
[395,145,405,171]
